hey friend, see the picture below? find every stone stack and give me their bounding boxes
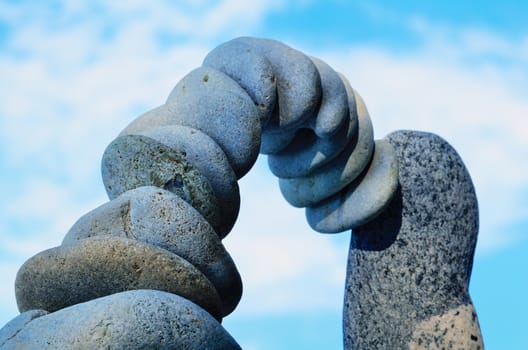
[0,37,482,349]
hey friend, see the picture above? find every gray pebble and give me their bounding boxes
[119,104,168,136]
[260,125,296,154]
[236,37,321,132]
[63,186,242,316]
[308,57,349,138]
[267,76,358,178]
[307,139,399,232]
[279,90,374,207]
[101,134,221,231]
[343,130,483,349]
[203,38,277,125]
[3,290,241,349]
[165,66,261,178]
[0,310,48,347]
[133,126,240,237]
[15,236,223,320]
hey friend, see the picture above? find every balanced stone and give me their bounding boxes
[166,66,261,178]
[2,290,241,349]
[260,126,297,154]
[16,236,223,320]
[307,139,399,233]
[101,134,221,231]
[267,72,357,178]
[203,38,277,125]
[343,130,483,349]
[279,90,374,207]
[236,37,322,131]
[133,126,240,237]
[63,186,242,316]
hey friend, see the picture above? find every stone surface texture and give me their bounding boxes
[343,130,483,349]
[2,290,241,350]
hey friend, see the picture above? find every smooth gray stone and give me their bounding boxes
[267,73,358,178]
[101,134,221,231]
[203,38,277,126]
[0,310,48,347]
[279,90,374,207]
[343,130,483,349]
[16,236,223,321]
[63,186,242,316]
[308,57,349,138]
[166,66,261,178]
[119,104,167,137]
[3,290,241,349]
[236,37,322,132]
[307,139,399,233]
[133,126,240,237]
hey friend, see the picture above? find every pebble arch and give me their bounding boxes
[5,36,407,348]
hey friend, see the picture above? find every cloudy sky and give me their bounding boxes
[0,1,527,349]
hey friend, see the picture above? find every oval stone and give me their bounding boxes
[203,38,277,125]
[279,90,374,207]
[15,236,223,320]
[306,139,399,232]
[63,186,242,316]
[101,134,221,231]
[133,126,240,237]
[3,290,241,349]
[0,310,48,347]
[165,66,261,178]
[236,37,322,131]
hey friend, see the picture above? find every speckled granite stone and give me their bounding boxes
[16,236,223,320]
[63,186,242,316]
[343,130,483,349]
[2,290,241,349]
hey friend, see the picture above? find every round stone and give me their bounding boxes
[119,105,168,136]
[63,186,242,316]
[203,38,277,125]
[0,310,48,346]
[165,66,261,178]
[260,126,296,154]
[236,37,322,131]
[279,89,374,207]
[133,126,240,237]
[101,134,221,231]
[3,290,241,349]
[15,236,223,320]
[306,139,399,232]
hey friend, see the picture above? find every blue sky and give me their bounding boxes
[0,1,527,349]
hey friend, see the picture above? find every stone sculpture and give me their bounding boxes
[0,37,483,349]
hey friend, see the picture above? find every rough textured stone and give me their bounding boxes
[62,186,242,316]
[203,38,277,125]
[279,90,374,207]
[2,290,241,349]
[343,130,483,349]
[133,126,240,237]
[236,37,322,131]
[307,139,399,233]
[0,310,48,347]
[267,70,357,178]
[101,134,221,231]
[16,236,223,320]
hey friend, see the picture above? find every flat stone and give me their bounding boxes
[15,236,223,320]
[343,130,483,349]
[62,186,242,316]
[101,134,221,231]
[203,38,277,125]
[119,104,168,136]
[236,37,321,132]
[308,57,350,138]
[259,125,296,154]
[279,90,374,207]
[307,139,399,232]
[267,71,357,178]
[133,126,240,237]
[3,290,241,349]
[0,310,48,347]
[165,66,261,178]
